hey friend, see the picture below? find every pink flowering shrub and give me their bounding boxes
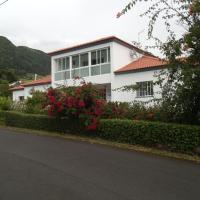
[45,81,105,130]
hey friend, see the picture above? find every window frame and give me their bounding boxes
[136,81,154,98]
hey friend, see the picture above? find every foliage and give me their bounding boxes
[102,101,161,121]
[45,81,105,130]
[24,91,47,114]
[4,111,200,154]
[0,80,10,97]
[98,119,200,154]
[10,101,26,113]
[4,111,81,133]
[0,96,11,110]
[0,69,17,83]
[118,0,200,125]
[0,36,50,77]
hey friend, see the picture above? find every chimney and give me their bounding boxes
[34,74,37,81]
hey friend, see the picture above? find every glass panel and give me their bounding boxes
[147,81,153,95]
[55,72,62,81]
[71,69,80,78]
[101,63,111,74]
[80,53,88,67]
[91,65,100,76]
[108,48,110,62]
[62,58,66,70]
[80,67,89,77]
[91,51,97,65]
[64,57,70,70]
[72,55,79,68]
[101,49,107,63]
[64,71,70,79]
[97,50,101,64]
[136,81,154,97]
[56,59,62,71]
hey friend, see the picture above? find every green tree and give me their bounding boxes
[118,0,200,125]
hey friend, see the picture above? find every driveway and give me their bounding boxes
[0,127,199,200]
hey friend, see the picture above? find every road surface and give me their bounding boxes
[0,127,199,200]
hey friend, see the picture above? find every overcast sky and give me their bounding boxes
[0,0,184,56]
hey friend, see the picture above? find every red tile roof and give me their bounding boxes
[115,56,166,73]
[22,75,51,87]
[48,36,153,57]
[10,75,51,91]
[9,85,24,91]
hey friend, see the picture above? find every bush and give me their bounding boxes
[24,91,47,114]
[0,110,6,124]
[102,101,161,121]
[4,111,200,154]
[0,97,11,111]
[11,101,26,113]
[98,119,200,154]
[4,111,83,133]
[45,81,105,130]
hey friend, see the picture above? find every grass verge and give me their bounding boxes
[0,124,200,164]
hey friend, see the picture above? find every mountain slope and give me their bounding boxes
[0,36,51,76]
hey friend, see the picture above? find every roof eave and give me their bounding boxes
[115,65,166,74]
[48,36,153,57]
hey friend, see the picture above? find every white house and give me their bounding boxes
[10,75,51,101]
[49,36,165,102]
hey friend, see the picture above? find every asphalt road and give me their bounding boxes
[0,128,199,200]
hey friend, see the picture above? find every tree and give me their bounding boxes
[0,0,8,7]
[118,0,200,125]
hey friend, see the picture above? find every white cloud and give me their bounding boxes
[0,0,185,56]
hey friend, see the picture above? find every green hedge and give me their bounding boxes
[0,110,6,124]
[98,119,200,153]
[4,111,82,134]
[3,112,200,154]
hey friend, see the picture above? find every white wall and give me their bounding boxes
[12,90,24,101]
[50,40,162,103]
[24,84,51,99]
[112,69,162,103]
[110,42,142,101]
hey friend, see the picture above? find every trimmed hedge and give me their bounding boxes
[3,112,200,154]
[98,119,200,153]
[0,110,6,123]
[4,111,82,133]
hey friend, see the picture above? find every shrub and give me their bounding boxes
[98,119,200,154]
[102,101,161,121]
[0,97,11,111]
[45,81,105,130]
[4,111,83,133]
[11,101,26,113]
[24,91,47,114]
[0,110,6,124]
[4,111,200,154]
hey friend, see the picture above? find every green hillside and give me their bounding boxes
[0,36,51,77]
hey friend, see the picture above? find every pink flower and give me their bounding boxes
[49,96,56,104]
[87,123,97,130]
[78,100,85,108]
[66,96,74,108]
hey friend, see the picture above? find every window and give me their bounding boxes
[54,47,111,81]
[19,96,24,101]
[80,53,88,67]
[91,51,97,65]
[101,49,107,63]
[72,55,79,68]
[91,48,110,66]
[91,47,111,76]
[136,81,154,97]
[55,57,69,71]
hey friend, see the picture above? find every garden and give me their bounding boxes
[0,79,200,156]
